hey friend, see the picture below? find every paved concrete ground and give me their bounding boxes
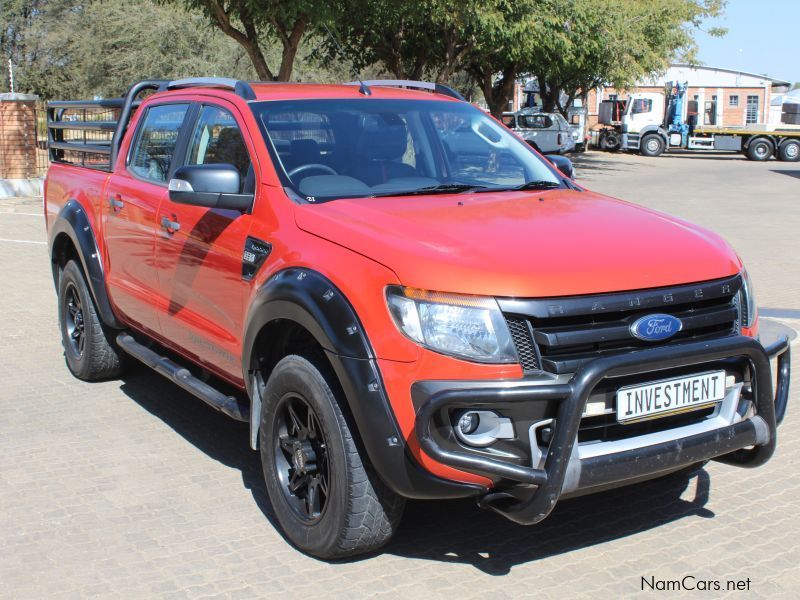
[1,151,798,599]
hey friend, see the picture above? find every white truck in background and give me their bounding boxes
[598,82,800,162]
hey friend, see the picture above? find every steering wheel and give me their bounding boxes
[287,163,338,179]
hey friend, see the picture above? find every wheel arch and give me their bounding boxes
[639,125,668,142]
[242,267,481,500]
[49,199,123,329]
[743,135,776,150]
[243,268,375,449]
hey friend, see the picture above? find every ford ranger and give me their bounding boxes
[44,78,791,559]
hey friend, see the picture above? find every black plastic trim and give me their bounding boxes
[242,267,482,499]
[415,335,790,524]
[49,199,123,329]
[497,275,741,319]
[117,333,248,421]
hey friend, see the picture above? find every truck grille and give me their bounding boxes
[500,275,742,374]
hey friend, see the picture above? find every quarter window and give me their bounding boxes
[129,104,189,183]
[519,114,554,129]
[186,106,252,191]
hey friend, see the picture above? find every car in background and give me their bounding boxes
[503,109,575,154]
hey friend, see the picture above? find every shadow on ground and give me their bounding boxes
[771,170,800,180]
[116,363,714,573]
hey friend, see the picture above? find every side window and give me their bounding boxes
[631,98,653,114]
[129,104,189,183]
[520,115,553,129]
[431,111,525,186]
[186,106,252,192]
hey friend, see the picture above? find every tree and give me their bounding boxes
[165,0,334,81]
[526,0,727,116]
[321,0,494,84]
[2,0,257,98]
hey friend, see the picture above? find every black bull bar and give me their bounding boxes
[415,335,791,525]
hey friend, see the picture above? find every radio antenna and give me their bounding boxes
[321,23,371,96]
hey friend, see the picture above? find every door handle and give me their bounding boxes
[108,196,124,211]
[160,215,180,234]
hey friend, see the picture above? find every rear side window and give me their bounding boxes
[129,104,189,183]
[186,106,252,189]
[519,115,553,129]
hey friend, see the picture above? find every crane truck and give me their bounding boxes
[598,81,800,161]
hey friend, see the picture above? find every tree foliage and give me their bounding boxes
[2,0,726,116]
[526,0,727,115]
[1,0,257,98]
[163,0,337,81]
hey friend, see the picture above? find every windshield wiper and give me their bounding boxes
[477,180,562,193]
[369,183,488,198]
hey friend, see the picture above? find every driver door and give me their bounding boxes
[154,102,256,382]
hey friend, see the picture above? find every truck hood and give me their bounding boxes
[295,189,741,297]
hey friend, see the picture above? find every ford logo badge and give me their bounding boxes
[630,313,683,341]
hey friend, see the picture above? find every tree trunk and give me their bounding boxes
[203,0,273,80]
[275,17,308,82]
[482,64,517,118]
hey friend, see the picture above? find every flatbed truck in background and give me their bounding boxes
[598,82,800,161]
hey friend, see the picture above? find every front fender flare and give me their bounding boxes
[49,199,123,329]
[242,267,480,500]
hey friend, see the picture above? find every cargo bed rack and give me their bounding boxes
[47,78,257,171]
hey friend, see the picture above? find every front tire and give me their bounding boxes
[259,355,404,559]
[58,260,124,380]
[640,134,665,157]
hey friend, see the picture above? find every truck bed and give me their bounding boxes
[694,124,800,136]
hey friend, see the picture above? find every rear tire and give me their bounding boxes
[746,138,773,161]
[599,131,620,151]
[778,140,800,162]
[259,355,404,559]
[58,260,124,380]
[640,134,665,157]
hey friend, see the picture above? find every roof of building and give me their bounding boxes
[669,63,791,86]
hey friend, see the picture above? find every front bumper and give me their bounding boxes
[414,335,790,525]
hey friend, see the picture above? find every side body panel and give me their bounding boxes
[103,169,166,334]
[154,97,262,383]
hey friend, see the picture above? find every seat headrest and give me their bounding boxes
[356,117,408,160]
[290,138,321,163]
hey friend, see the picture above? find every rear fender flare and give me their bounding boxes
[49,199,123,329]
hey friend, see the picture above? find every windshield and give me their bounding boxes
[251,99,561,202]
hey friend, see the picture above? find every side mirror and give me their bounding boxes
[168,164,253,212]
[547,155,575,179]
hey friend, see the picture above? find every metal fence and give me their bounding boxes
[34,101,49,177]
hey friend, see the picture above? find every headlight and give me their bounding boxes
[386,286,518,364]
[736,269,757,330]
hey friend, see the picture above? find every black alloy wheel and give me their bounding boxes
[273,393,331,522]
[63,282,86,358]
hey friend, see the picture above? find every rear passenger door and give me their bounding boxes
[154,102,256,382]
[104,102,191,335]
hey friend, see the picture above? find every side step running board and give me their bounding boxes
[116,333,248,422]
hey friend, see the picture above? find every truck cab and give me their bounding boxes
[620,92,665,154]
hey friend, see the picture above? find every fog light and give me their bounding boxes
[458,411,480,435]
[453,410,514,447]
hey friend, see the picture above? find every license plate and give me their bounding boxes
[616,370,726,423]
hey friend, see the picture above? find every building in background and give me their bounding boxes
[585,64,791,130]
[511,64,791,127]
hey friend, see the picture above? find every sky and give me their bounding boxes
[693,0,799,84]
